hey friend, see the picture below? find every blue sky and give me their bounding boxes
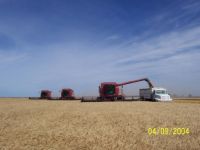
[0,0,200,97]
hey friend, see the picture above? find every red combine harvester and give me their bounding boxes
[29,90,52,100]
[29,88,79,100]
[40,90,52,99]
[60,88,75,100]
[82,78,154,102]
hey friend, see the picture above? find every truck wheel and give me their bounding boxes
[140,97,144,101]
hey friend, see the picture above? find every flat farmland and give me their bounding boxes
[0,99,200,150]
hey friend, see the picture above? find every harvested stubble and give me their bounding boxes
[0,98,200,150]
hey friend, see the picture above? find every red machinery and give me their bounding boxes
[98,78,154,100]
[60,88,75,100]
[40,90,52,99]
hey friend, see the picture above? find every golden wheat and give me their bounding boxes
[0,99,200,150]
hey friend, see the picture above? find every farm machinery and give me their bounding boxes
[29,88,78,100]
[29,77,172,102]
[60,88,75,100]
[40,90,52,99]
[98,78,153,100]
[82,78,154,101]
[82,78,172,102]
[29,90,52,100]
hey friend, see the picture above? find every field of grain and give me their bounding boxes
[0,99,200,150]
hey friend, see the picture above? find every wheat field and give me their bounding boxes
[0,99,200,150]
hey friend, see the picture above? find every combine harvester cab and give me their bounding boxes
[140,87,172,102]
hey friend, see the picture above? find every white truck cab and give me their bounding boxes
[140,87,172,101]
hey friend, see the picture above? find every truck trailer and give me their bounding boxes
[140,87,172,101]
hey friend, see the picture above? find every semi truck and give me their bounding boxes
[140,87,172,101]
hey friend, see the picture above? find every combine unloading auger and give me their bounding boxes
[116,78,154,88]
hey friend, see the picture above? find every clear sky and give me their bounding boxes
[0,0,200,97]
